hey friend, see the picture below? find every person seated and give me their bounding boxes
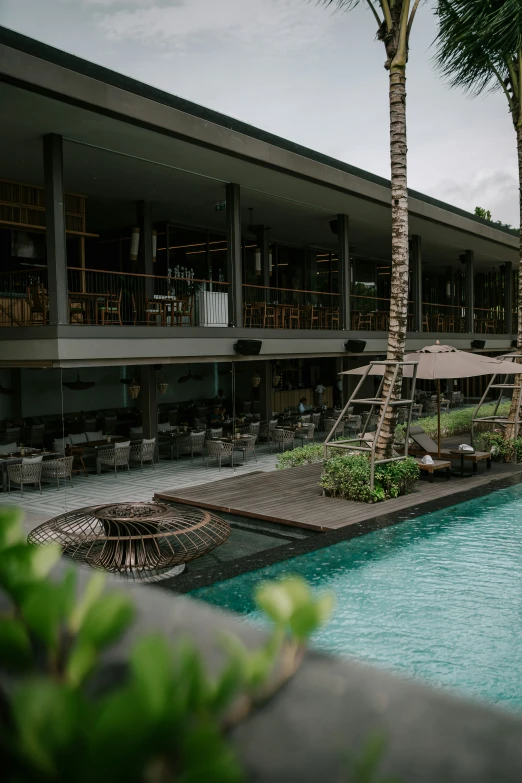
[297,397,308,415]
[209,406,224,426]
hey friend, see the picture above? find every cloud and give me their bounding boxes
[435,170,519,227]
[69,0,338,52]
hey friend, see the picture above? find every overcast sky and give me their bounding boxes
[0,0,518,226]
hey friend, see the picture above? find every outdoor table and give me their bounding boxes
[449,449,474,477]
[158,431,191,460]
[68,292,109,325]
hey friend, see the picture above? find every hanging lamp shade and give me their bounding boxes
[152,229,157,263]
[128,378,140,399]
[130,227,140,261]
[157,381,169,395]
[62,374,95,391]
[251,369,261,388]
[255,247,261,275]
[272,367,281,387]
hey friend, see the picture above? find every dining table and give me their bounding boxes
[68,292,110,325]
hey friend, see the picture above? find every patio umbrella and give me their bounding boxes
[342,343,519,457]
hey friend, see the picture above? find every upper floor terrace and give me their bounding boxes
[0,26,518,366]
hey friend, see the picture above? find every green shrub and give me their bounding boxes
[476,430,522,463]
[276,444,323,470]
[0,508,333,783]
[396,402,511,442]
[320,454,419,503]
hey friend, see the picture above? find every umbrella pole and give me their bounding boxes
[437,379,441,458]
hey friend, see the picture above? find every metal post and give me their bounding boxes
[465,250,474,333]
[259,361,273,423]
[138,201,154,300]
[338,214,350,330]
[140,365,158,459]
[226,183,243,327]
[505,262,513,334]
[43,134,68,325]
[411,235,422,332]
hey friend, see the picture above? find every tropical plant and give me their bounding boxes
[474,206,492,221]
[434,0,522,438]
[0,508,334,783]
[395,401,511,440]
[276,443,324,469]
[318,0,423,460]
[476,429,522,462]
[320,453,419,502]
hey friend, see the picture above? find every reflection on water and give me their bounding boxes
[192,483,522,712]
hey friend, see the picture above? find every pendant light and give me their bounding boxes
[152,229,157,263]
[128,378,140,399]
[62,373,95,391]
[251,368,261,388]
[272,364,281,387]
[156,367,169,395]
[255,247,262,275]
[268,247,273,274]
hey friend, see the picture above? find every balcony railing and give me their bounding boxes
[0,269,515,334]
[242,284,340,329]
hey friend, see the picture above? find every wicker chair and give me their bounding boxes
[272,428,295,453]
[247,421,260,437]
[130,438,156,471]
[233,434,257,464]
[96,441,131,476]
[206,439,234,470]
[208,428,223,440]
[324,418,344,438]
[8,458,43,496]
[41,456,74,490]
[178,431,206,462]
[294,424,315,445]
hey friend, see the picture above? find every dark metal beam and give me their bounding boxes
[411,235,422,332]
[43,134,68,325]
[465,250,474,333]
[140,365,158,458]
[504,262,513,334]
[337,214,350,330]
[226,183,243,327]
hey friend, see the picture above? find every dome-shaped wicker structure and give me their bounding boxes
[27,501,230,582]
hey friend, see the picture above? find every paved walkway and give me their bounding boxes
[0,444,283,532]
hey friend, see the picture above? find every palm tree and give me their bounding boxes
[320,0,422,458]
[435,0,522,439]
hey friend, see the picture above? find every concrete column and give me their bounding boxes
[226,183,243,326]
[465,250,474,333]
[43,134,68,325]
[140,365,158,458]
[337,214,351,330]
[258,361,273,423]
[504,262,513,334]
[411,235,422,332]
[137,201,154,299]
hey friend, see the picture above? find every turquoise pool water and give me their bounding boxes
[192,484,522,712]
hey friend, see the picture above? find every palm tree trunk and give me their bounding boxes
[505,121,522,442]
[375,68,410,460]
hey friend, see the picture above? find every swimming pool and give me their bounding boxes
[192,483,522,712]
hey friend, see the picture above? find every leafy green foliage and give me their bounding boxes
[395,402,511,442]
[0,508,334,783]
[476,430,522,463]
[276,443,324,470]
[320,454,419,503]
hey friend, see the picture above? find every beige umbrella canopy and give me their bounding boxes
[342,343,520,456]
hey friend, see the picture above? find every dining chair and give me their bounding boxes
[206,439,234,470]
[68,297,87,324]
[356,312,373,330]
[272,428,295,453]
[178,431,206,462]
[171,295,193,326]
[41,456,74,490]
[323,418,344,438]
[96,441,131,476]
[8,457,43,497]
[326,307,340,329]
[132,293,165,326]
[130,437,156,471]
[288,306,300,329]
[422,314,430,331]
[294,424,315,444]
[98,290,123,325]
[26,285,48,325]
[233,434,257,464]
[301,305,318,329]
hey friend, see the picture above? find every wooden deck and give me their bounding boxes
[155,460,522,533]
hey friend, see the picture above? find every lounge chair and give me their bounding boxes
[408,426,491,472]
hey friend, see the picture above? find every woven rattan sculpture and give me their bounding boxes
[28,501,231,582]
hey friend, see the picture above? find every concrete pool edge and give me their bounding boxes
[161,465,522,593]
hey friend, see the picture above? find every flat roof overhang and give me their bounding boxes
[0,29,518,267]
[0,327,514,368]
